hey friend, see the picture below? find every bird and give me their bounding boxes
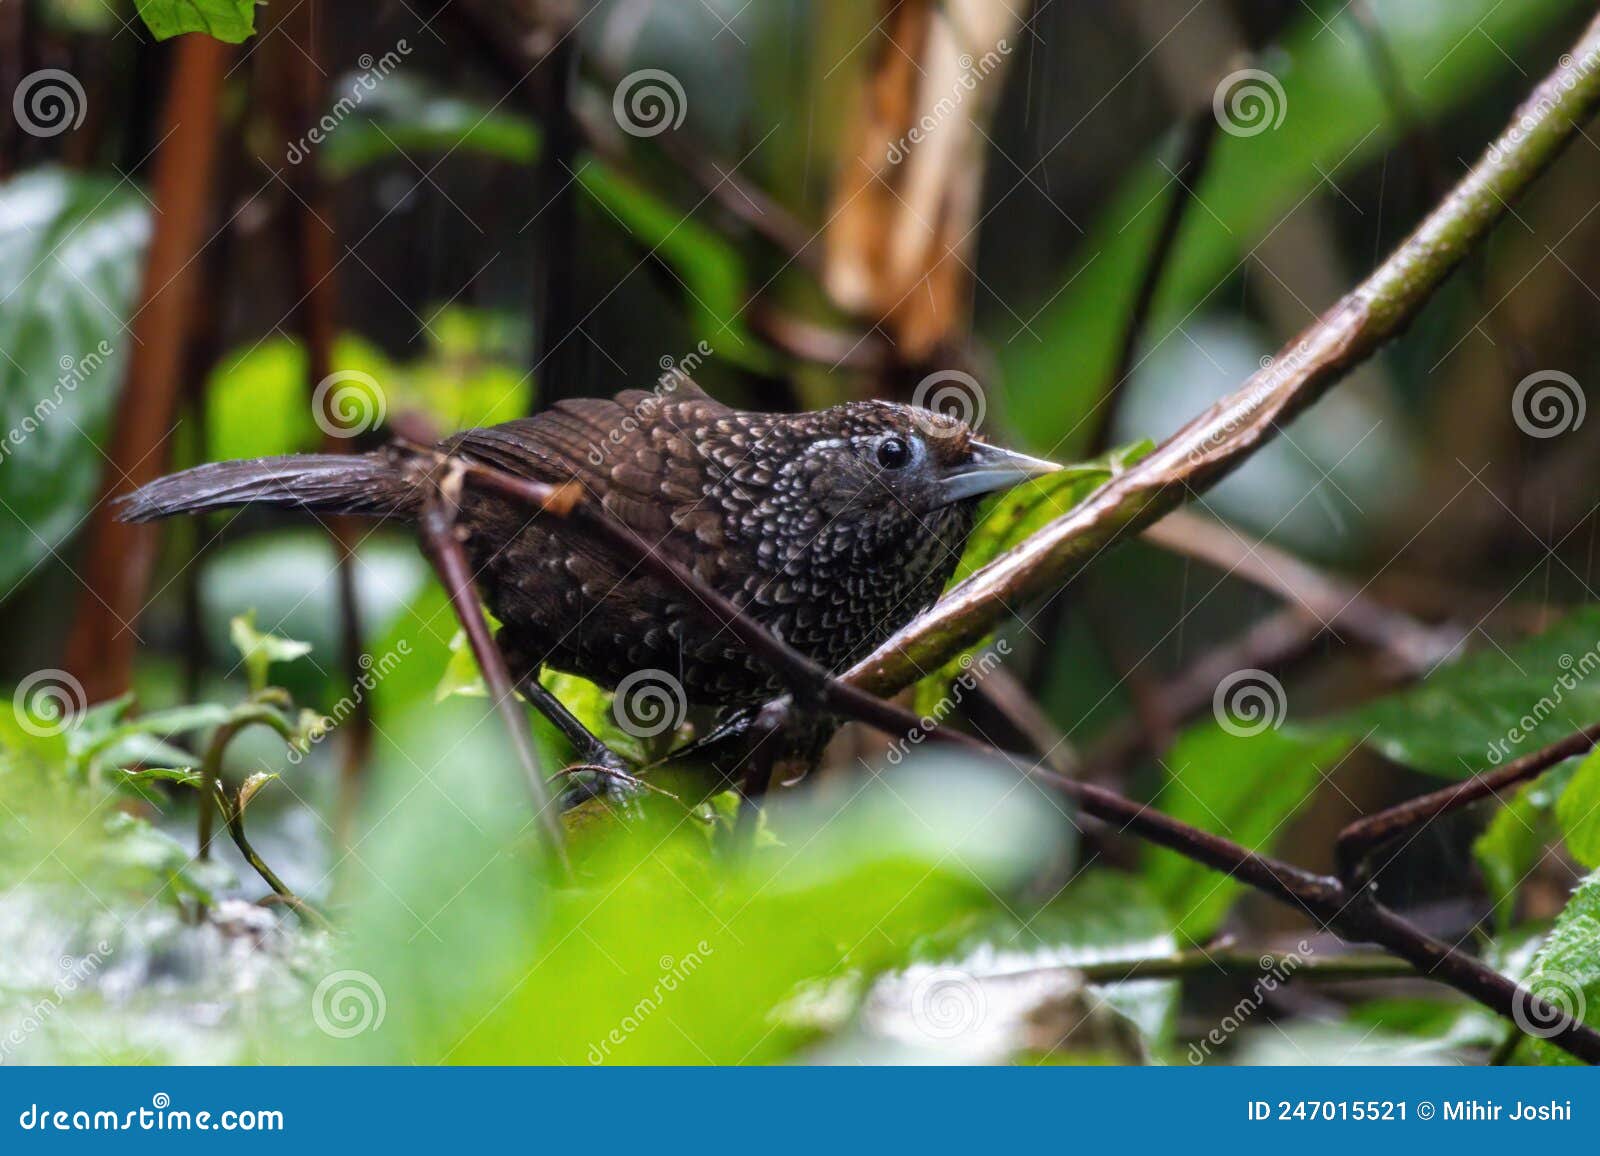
[119,380,1059,792]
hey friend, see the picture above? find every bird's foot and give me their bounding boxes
[553,748,648,814]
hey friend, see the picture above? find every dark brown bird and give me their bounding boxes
[119,381,1057,784]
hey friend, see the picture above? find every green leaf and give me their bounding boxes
[1144,724,1353,940]
[229,611,313,693]
[0,168,148,599]
[237,771,278,812]
[1001,0,1591,452]
[955,441,1151,582]
[1474,758,1581,930]
[1557,749,1600,868]
[1325,606,1600,777]
[1514,869,1600,1065]
[317,74,541,178]
[133,0,259,42]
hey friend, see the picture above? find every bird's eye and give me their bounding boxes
[876,436,913,470]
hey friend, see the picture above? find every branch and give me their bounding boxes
[1141,510,1463,675]
[840,16,1600,698]
[1088,106,1220,454]
[414,472,569,873]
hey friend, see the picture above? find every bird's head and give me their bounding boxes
[767,401,1061,524]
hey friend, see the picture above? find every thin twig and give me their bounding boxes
[1142,509,1463,675]
[1337,721,1600,885]
[214,783,332,931]
[1089,107,1220,454]
[414,475,569,873]
[1067,949,1419,985]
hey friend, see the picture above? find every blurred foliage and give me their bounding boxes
[4,0,1600,1069]
[0,169,147,595]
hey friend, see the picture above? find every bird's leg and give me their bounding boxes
[509,666,646,811]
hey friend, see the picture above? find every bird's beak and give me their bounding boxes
[938,439,1062,504]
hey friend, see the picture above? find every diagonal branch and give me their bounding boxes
[840,15,1600,699]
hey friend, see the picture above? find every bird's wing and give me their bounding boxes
[445,381,734,549]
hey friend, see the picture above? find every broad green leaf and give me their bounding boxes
[133,0,259,42]
[1144,724,1353,940]
[1327,606,1600,777]
[1002,0,1591,452]
[1474,758,1581,930]
[1557,749,1600,868]
[1514,869,1600,1065]
[318,74,541,177]
[0,168,148,600]
[230,611,314,693]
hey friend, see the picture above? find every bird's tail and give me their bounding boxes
[115,453,419,524]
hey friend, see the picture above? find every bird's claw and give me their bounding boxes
[553,751,648,813]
